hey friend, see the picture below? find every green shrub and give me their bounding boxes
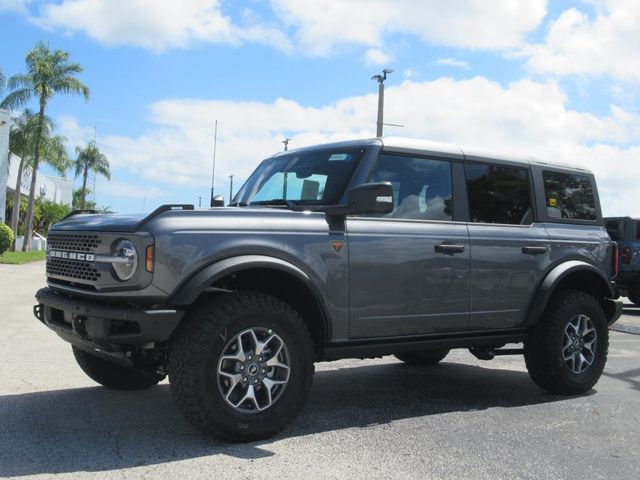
[0,223,15,255]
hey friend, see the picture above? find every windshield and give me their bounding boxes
[233,147,365,206]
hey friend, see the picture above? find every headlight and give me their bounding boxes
[111,239,138,281]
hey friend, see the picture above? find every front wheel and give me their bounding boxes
[72,347,165,390]
[524,290,608,395]
[168,292,314,442]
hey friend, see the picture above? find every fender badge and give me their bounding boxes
[330,240,344,253]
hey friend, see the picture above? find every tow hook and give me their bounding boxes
[33,304,44,323]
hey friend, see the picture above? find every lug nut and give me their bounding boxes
[254,379,259,384]
[240,365,245,370]
[243,377,248,383]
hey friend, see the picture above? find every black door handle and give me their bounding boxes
[522,246,548,255]
[435,244,465,254]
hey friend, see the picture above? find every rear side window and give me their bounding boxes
[465,163,533,225]
[543,171,596,221]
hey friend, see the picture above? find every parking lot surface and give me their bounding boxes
[1,261,639,479]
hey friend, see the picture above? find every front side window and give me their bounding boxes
[369,154,453,221]
[233,148,364,206]
[543,171,596,221]
[465,163,532,225]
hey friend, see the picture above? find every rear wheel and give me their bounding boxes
[72,346,164,390]
[168,292,314,442]
[394,349,449,366]
[524,290,608,395]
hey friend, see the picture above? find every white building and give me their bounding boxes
[1,108,73,224]
[0,109,9,223]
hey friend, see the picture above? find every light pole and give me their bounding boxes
[282,138,291,151]
[371,68,393,137]
[229,174,234,203]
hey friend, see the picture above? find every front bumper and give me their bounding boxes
[34,287,184,352]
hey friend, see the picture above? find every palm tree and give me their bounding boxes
[1,42,89,251]
[73,141,110,209]
[7,110,69,246]
[0,68,5,92]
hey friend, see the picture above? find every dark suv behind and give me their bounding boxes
[605,216,640,303]
[34,137,622,441]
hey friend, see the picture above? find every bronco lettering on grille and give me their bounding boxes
[47,250,96,262]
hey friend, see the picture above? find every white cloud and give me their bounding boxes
[365,48,392,66]
[523,0,640,82]
[434,58,471,69]
[0,0,29,14]
[403,69,419,80]
[23,0,547,58]
[273,0,547,55]
[31,0,291,52]
[95,179,163,200]
[59,76,640,215]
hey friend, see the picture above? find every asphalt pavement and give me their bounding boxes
[1,261,639,479]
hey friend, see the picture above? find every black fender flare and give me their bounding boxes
[525,260,615,325]
[168,254,312,306]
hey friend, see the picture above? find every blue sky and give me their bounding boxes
[1,0,638,214]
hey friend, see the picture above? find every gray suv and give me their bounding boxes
[34,137,622,441]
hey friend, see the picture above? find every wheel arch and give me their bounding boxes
[168,255,330,355]
[525,260,616,326]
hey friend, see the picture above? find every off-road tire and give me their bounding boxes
[168,292,314,442]
[627,284,640,306]
[524,290,608,395]
[394,349,449,366]
[72,346,165,390]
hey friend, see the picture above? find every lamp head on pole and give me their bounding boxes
[372,68,394,84]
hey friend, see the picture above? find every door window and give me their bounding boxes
[465,163,533,225]
[369,154,453,221]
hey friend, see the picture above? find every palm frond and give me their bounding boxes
[53,77,90,101]
[1,88,33,109]
[7,73,33,90]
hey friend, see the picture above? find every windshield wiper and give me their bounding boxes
[228,201,248,207]
[249,199,298,207]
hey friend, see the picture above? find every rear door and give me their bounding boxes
[464,161,551,330]
[347,152,470,338]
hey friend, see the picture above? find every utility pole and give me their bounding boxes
[371,68,394,137]
[282,138,291,151]
[229,175,234,203]
[210,120,218,207]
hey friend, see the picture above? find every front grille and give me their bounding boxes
[47,258,101,282]
[47,232,101,252]
[46,232,103,284]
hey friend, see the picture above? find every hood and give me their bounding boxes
[50,212,147,232]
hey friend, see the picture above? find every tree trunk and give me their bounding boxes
[10,156,25,252]
[80,167,88,209]
[22,102,45,252]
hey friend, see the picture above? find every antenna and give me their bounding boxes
[210,120,218,207]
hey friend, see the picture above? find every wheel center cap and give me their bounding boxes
[248,363,259,376]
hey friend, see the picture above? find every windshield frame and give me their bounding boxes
[232,146,369,208]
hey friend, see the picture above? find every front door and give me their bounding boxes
[347,153,470,338]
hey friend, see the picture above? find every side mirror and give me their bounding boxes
[211,194,225,207]
[347,182,394,215]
